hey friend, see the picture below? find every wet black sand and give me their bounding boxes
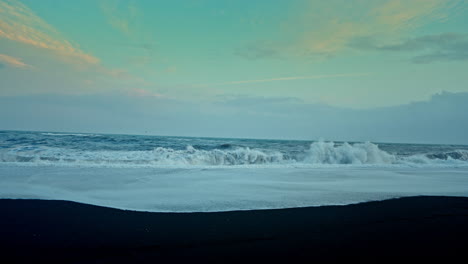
[1,196,468,262]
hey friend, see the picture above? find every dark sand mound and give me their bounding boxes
[1,196,468,262]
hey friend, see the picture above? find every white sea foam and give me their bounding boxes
[1,141,467,168]
[3,132,467,212]
[304,141,396,164]
[151,145,285,165]
[1,164,467,212]
[41,132,101,137]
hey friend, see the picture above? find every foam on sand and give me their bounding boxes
[1,164,467,212]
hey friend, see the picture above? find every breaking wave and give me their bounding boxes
[41,133,102,137]
[304,141,396,164]
[1,141,467,168]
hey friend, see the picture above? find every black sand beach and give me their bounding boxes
[1,196,468,262]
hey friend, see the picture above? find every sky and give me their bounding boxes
[1,0,468,144]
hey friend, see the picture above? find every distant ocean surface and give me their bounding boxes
[1,130,468,212]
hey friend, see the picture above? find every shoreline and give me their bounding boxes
[1,196,468,262]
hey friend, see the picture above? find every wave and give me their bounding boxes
[41,133,101,137]
[0,145,285,166]
[303,141,396,164]
[1,141,467,167]
[426,151,468,161]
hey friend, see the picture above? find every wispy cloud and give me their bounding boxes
[0,0,99,65]
[370,0,454,31]
[0,0,149,84]
[0,54,32,68]
[197,73,370,87]
[277,0,463,59]
[126,88,163,98]
[350,32,468,63]
[164,66,177,73]
[234,42,281,60]
[100,0,139,36]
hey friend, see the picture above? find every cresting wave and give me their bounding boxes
[41,132,102,137]
[1,141,467,167]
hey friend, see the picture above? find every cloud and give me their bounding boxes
[370,0,456,31]
[198,73,370,87]
[122,42,157,66]
[289,0,462,58]
[210,91,468,143]
[100,0,139,36]
[126,88,163,98]
[299,20,368,57]
[0,0,99,65]
[350,33,468,63]
[0,54,32,68]
[215,95,307,117]
[220,95,303,106]
[164,66,177,73]
[234,42,280,60]
[125,55,150,66]
[0,0,149,88]
[2,91,468,144]
[125,42,156,53]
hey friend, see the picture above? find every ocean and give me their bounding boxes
[1,130,468,212]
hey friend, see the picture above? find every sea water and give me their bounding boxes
[1,130,467,212]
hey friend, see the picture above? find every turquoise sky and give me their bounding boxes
[1,0,468,142]
[0,0,467,107]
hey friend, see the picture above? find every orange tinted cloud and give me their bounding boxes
[0,0,99,65]
[0,53,31,68]
[296,0,461,57]
[372,0,455,31]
